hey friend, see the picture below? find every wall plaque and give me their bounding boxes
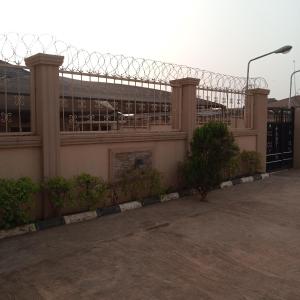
[109,148,153,181]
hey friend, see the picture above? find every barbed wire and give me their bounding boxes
[0,33,268,92]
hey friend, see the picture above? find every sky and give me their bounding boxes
[1,0,300,99]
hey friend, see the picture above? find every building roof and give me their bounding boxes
[268,96,300,108]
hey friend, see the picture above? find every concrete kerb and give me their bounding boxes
[220,173,269,189]
[0,173,269,240]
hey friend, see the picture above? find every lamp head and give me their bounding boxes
[274,45,292,54]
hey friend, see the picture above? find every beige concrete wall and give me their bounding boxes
[60,130,258,188]
[0,136,42,180]
[232,130,257,152]
[60,133,186,188]
[0,147,41,180]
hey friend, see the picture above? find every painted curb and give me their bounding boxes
[161,192,179,202]
[141,196,161,206]
[241,176,254,183]
[36,217,65,231]
[64,211,97,225]
[220,181,233,189]
[261,173,270,180]
[220,173,269,189]
[96,205,121,217]
[0,173,269,241]
[253,174,262,181]
[232,178,242,185]
[119,201,142,212]
[0,223,36,240]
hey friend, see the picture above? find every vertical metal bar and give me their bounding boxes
[80,73,84,132]
[89,74,92,131]
[71,73,75,131]
[127,80,130,128]
[113,97,116,132]
[106,77,109,132]
[219,90,222,123]
[226,91,229,125]
[196,87,199,125]
[206,89,209,124]
[119,80,122,130]
[134,79,137,129]
[147,81,150,128]
[4,73,8,132]
[16,67,22,132]
[106,105,109,132]
[159,82,162,126]
[141,82,144,128]
[61,71,65,131]
[164,83,167,125]
[153,82,156,126]
[98,76,101,131]
[211,90,213,122]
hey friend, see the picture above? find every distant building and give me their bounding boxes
[268,95,300,108]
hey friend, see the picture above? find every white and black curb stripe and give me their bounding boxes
[0,223,36,240]
[220,173,269,189]
[119,201,142,212]
[0,173,269,240]
[161,192,180,202]
[64,211,97,225]
[220,181,233,189]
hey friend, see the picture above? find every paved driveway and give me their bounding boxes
[1,170,300,299]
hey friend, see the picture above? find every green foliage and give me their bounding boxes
[240,150,261,176]
[223,154,241,180]
[222,150,262,179]
[181,122,239,200]
[73,173,107,210]
[44,177,72,210]
[0,177,38,229]
[118,167,163,201]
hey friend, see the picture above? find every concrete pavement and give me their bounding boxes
[1,170,300,299]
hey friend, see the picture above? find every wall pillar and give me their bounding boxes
[170,78,200,148]
[25,53,64,218]
[293,108,300,168]
[25,53,64,178]
[248,88,269,172]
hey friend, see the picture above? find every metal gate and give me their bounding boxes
[266,108,294,172]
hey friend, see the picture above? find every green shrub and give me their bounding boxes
[222,150,262,180]
[44,177,72,214]
[181,121,239,200]
[240,150,261,176]
[223,154,241,180]
[0,177,38,229]
[73,173,107,210]
[118,167,163,201]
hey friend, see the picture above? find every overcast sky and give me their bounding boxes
[1,0,299,99]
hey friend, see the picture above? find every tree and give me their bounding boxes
[182,121,239,200]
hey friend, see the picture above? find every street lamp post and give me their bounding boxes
[246,45,293,94]
[289,70,300,108]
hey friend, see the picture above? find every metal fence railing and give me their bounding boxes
[0,62,31,134]
[0,34,270,133]
[59,71,172,132]
[196,87,246,128]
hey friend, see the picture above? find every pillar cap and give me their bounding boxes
[170,77,200,87]
[25,53,64,67]
[247,88,270,96]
